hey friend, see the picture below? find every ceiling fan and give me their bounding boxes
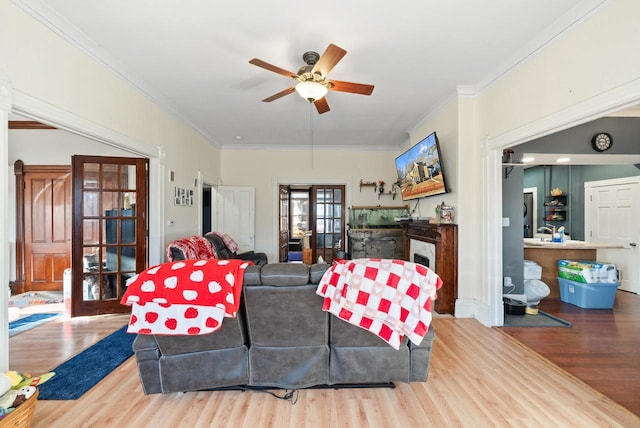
[249,43,374,114]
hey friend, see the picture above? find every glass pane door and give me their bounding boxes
[311,185,345,264]
[72,156,148,316]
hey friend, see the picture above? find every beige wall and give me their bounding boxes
[1,0,222,246]
[409,98,459,218]
[478,0,640,143]
[220,148,403,261]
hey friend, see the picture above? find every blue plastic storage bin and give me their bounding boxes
[557,277,618,309]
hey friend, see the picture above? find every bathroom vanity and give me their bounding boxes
[523,239,623,298]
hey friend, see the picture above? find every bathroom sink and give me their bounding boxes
[524,238,547,246]
[524,238,586,246]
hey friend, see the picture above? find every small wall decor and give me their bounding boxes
[174,187,194,206]
[438,201,454,224]
[359,179,377,192]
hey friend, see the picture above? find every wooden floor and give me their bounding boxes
[8,304,639,428]
[500,289,640,417]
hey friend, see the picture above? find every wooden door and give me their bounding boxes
[23,167,72,292]
[585,176,640,294]
[278,185,290,262]
[72,156,148,316]
[310,185,345,264]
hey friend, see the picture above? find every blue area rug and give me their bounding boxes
[38,325,135,400]
[9,313,62,337]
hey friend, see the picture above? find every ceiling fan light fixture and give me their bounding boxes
[295,81,328,102]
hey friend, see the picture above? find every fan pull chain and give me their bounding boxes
[309,101,313,168]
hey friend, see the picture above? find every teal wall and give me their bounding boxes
[523,165,640,240]
[502,166,525,294]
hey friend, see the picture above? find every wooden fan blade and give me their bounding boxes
[314,97,330,114]
[328,80,375,95]
[311,44,347,77]
[262,87,296,102]
[249,58,298,79]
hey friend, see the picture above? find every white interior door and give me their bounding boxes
[585,176,640,294]
[213,186,255,253]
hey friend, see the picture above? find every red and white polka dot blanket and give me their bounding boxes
[316,258,442,350]
[120,259,251,335]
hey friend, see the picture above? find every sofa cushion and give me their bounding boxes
[243,265,262,285]
[258,263,309,286]
[310,263,330,284]
[132,334,160,362]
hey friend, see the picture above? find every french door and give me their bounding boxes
[278,186,290,262]
[71,156,148,316]
[310,185,345,264]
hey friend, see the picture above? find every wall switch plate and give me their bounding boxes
[502,217,510,227]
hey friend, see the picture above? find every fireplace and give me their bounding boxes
[413,253,430,268]
[401,222,458,315]
[410,239,436,271]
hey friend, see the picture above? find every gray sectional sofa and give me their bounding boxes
[132,262,436,394]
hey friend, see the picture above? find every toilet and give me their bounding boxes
[523,260,550,315]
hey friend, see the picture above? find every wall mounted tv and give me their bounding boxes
[394,131,450,201]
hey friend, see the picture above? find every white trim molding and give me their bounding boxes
[488,78,640,150]
[0,77,12,371]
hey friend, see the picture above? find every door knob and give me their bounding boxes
[630,242,637,247]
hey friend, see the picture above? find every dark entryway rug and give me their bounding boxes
[503,310,572,328]
[38,325,135,400]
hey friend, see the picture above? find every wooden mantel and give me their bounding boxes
[401,221,458,315]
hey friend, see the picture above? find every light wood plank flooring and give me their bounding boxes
[9,310,638,427]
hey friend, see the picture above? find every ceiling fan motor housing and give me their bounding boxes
[298,51,321,79]
[302,51,320,66]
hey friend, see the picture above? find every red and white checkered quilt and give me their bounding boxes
[316,258,442,350]
[166,235,216,262]
[120,259,251,335]
[206,231,239,253]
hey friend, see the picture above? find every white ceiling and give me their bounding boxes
[13,0,606,150]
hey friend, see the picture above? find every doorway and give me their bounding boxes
[523,187,537,238]
[278,184,345,264]
[13,161,72,294]
[202,184,212,235]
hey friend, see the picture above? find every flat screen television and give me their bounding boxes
[394,131,450,201]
